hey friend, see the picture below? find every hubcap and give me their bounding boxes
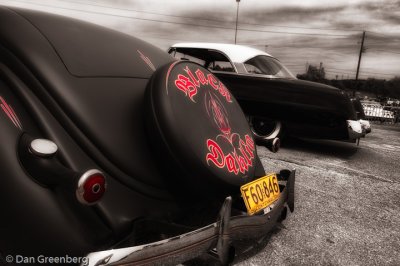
[251,117,282,140]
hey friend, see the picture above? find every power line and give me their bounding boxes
[275,47,359,55]
[238,21,362,32]
[5,0,398,80]
[5,0,354,37]
[325,70,354,75]
[239,38,354,48]
[365,39,400,44]
[324,70,394,79]
[58,0,237,24]
[58,0,363,33]
[240,42,353,49]
[365,31,400,42]
[363,42,397,46]
[237,27,350,37]
[139,35,229,44]
[282,64,306,66]
[368,49,400,55]
[359,71,397,76]
[136,35,187,41]
[327,68,398,76]
[4,0,232,30]
[328,67,356,73]
[366,31,400,38]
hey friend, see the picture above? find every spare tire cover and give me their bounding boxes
[145,61,257,189]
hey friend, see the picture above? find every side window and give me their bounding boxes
[170,51,206,66]
[208,61,235,73]
[243,64,263,74]
[244,57,278,75]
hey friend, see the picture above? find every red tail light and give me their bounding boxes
[76,169,106,205]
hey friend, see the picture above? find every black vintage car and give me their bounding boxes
[0,7,295,266]
[168,43,371,143]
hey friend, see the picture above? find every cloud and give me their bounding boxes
[240,6,348,24]
[1,0,398,79]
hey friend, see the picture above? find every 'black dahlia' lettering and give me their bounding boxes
[170,63,255,176]
[174,67,232,103]
[206,134,255,175]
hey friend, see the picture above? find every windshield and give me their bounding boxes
[244,55,296,79]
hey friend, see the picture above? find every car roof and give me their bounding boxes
[170,43,273,63]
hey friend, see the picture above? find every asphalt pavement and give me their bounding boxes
[235,124,400,266]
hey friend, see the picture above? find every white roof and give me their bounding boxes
[170,43,272,63]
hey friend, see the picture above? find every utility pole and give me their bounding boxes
[234,0,240,44]
[356,31,366,81]
[354,31,366,97]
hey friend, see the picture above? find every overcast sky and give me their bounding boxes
[1,0,400,79]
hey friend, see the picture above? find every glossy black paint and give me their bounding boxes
[168,46,359,140]
[216,72,357,139]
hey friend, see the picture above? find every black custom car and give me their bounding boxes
[0,7,295,266]
[168,43,371,143]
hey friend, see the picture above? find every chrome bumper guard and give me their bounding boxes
[84,169,295,266]
[347,120,364,140]
[359,119,371,134]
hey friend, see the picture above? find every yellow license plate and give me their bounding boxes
[240,173,280,215]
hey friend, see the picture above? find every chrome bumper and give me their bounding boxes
[347,120,365,140]
[359,119,371,134]
[84,170,296,266]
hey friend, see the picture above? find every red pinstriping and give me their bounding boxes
[0,96,22,130]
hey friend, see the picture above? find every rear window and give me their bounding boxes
[169,48,235,73]
[244,55,296,79]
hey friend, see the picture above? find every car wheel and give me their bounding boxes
[144,61,259,197]
[250,117,282,140]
